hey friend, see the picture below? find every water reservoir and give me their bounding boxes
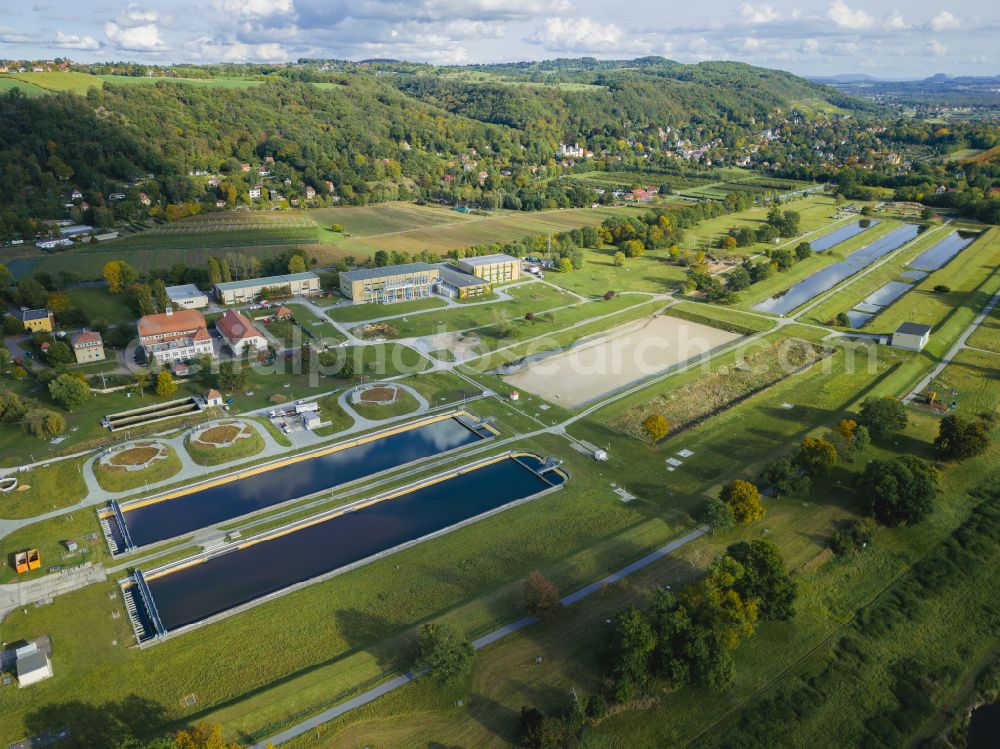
[105,413,493,552]
[907,230,979,271]
[128,453,565,639]
[810,220,878,252]
[753,224,921,315]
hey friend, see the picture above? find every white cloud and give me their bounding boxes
[740,3,780,24]
[104,21,165,51]
[740,37,765,51]
[529,17,626,53]
[118,3,160,25]
[800,38,819,53]
[928,11,960,31]
[53,31,100,50]
[0,27,34,44]
[885,12,907,30]
[215,0,293,22]
[188,36,288,61]
[827,1,873,30]
[926,38,947,56]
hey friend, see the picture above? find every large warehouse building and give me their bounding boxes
[215,272,320,305]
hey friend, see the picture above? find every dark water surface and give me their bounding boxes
[753,224,921,315]
[811,219,878,252]
[120,417,485,548]
[147,455,561,632]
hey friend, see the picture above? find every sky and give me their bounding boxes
[1,1,997,78]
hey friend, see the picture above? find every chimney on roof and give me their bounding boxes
[165,305,173,316]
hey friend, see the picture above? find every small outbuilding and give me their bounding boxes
[204,389,224,408]
[891,322,932,351]
[15,643,53,688]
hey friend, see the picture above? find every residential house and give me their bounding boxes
[70,331,105,363]
[21,309,54,333]
[216,309,268,356]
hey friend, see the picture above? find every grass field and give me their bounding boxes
[184,423,265,466]
[324,297,448,321]
[92,443,182,492]
[0,71,101,95]
[350,388,421,421]
[64,287,137,326]
[0,76,47,96]
[375,282,577,338]
[281,303,345,344]
[0,457,88,520]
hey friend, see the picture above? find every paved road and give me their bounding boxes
[251,526,707,748]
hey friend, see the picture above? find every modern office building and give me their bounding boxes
[214,272,320,305]
[434,264,491,299]
[339,263,440,303]
[455,253,520,284]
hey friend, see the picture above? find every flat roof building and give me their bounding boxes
[215,272,320,305]
[340,263,440,304]
[166,284,209,310]
[15,643,53,688]
[435,264,491,299]
[456,253,520,284]
[891,322,932,351]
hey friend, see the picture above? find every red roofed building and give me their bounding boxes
[137,307,214,365]
[71,330,105,363]
[216,310,268,356]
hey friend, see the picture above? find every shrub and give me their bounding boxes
[641,413,670,442]
[835,312,850,327]
[933,284,951,294]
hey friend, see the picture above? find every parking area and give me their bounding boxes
[266,401,322,435]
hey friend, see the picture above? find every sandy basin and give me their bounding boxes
[503,315,741,408]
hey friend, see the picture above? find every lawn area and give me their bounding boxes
[92,443,182,492]
[378,282,578,338]
[313,392,355,437]
[184,422,266,466]
[0,506,110,583]
[544,246,687,296]
[251,416,292,447]
[324,297,448,321]
[0,456,88,520]
[264,317,306,348]
[282,303,345,344]
[929,348,1000,417]
[349,387,421,421]
[405,370,484,408]
[64,287,137,326]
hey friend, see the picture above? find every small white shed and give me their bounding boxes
[891,322,932,351]
[16,644,53,687]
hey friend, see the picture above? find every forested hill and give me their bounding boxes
[0,58,857,234]
[388,58,862,141]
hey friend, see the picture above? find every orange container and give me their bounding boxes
[14,551,28,574]
[27,548,40,570]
